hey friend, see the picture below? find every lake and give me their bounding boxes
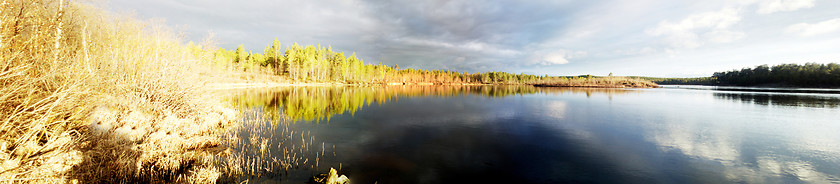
[224,85,840,183]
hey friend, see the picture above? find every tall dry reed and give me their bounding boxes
[1,0,238,183]
[215,106,328,183]
[1,0,90,182]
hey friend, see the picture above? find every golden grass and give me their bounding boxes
[0,0,240,183]
[1,0,91,182]
[214,107,328,183]
[533,76,659,88]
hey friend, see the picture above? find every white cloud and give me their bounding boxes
[537,50,587,65]
[646,8,744,49]
[756,0,815,14]
[785,18,840,36]
[543,53,570,65]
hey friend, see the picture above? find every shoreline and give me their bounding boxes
[660,85,840,94]
[533,84,659,88]
[208,82,657,90]
[207,82,343,89]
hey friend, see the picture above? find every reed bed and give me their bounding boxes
[216,106,335,183]
[0,0,242,183]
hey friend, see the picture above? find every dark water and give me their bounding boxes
[229,85,840,183]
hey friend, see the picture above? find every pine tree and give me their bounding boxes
[234,44,246,63]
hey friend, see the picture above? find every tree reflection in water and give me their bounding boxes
[224,85,635,122]
[713,92,840,108]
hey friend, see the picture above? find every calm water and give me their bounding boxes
[228,85,840,183]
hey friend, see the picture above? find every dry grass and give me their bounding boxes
[1,0,91,182]
[1,0,240,183]
[214,107,328,183]
[533,76,659,88]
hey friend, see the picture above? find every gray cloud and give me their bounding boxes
[107,0,840,77]
[109,0,588,72]
[354,0,593,72]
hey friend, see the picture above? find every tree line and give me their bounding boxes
[213,39,559,84]
[638,77,716,85]
[713,63,840,87]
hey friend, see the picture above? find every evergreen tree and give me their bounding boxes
[234,44,246,63]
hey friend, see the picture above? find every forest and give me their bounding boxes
[211,40,656,88]
[638,77,716,85]
[212,40,549,84]
[636,63,840,87]
[712,63,840,87]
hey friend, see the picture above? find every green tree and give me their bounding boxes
[234,44,246,63]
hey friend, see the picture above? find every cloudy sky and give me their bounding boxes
[107,0,840,77]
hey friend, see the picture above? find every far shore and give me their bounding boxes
[533,84,659,88]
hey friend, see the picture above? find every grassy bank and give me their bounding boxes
[1,1,239,183]
[532,76,659,88]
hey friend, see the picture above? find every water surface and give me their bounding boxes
[229,85,840,183]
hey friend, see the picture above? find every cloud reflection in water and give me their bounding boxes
[228,86,840,183]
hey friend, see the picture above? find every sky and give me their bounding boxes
[106,0,840,77]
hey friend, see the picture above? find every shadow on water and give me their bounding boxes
[343,118,661,184]
[713,92,840,108]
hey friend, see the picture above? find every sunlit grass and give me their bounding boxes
[216,107,331,183]
[533,76,659,88]
[0,0,239,183]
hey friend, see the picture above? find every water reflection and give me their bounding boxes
[649,117,840,183]
[345,119,657,183]
[225,86,840,183]
[225,85,634,122]
[643,90,840,183]
[713,92,840,108]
